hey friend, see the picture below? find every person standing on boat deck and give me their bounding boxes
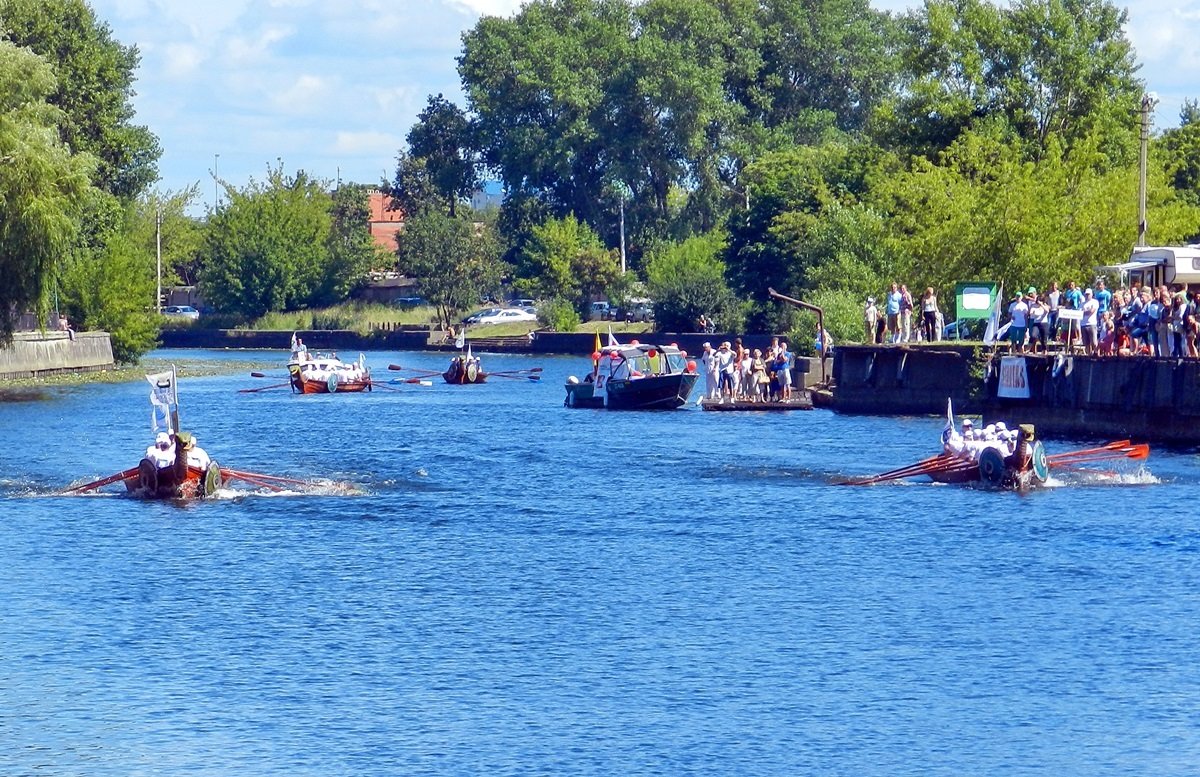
[886,283,902,343]
[699,342,719,400]
[863,297,879,344]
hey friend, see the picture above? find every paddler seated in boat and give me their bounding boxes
[144,431,175,469]
[178,432,210,471]
[1004,424,1036,472]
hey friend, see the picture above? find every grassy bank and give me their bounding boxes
[0,357,275,395]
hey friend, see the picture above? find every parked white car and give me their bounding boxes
[473,307,538,325]
[162,305,200,320]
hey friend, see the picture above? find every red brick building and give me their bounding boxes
[368,190,404,253]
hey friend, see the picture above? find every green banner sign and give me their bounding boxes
[955,281,999,321]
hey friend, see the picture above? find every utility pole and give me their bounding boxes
[619,194,626,275]
[214,153,220,211]
[1137,92,1158,247]
[155,208,163,313]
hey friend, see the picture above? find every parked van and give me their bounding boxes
[589,301,610,320]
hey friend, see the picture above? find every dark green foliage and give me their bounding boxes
[644,231,741,332]
[199,166,375,319]
[0,0,160,200]
[536,298,581,332]
[397,210,505,328]
[0,40,96,344]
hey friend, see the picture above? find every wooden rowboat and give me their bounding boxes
[443,356,487,384]
[288,354,372,393]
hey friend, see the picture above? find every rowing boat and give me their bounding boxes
[288,353,372,393]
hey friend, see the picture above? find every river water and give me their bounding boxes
[1,348,1197,776]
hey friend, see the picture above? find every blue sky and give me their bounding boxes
[88,0,1199,210]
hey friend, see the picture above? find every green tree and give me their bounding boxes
[516,215,619,314]
[397,210,504,328]
[644,231,740,332]
[406,94,478,217]
[0,40,96,344]
[200,166,336,319]
[0,0,160,200]
[60,228,159,363]
[881,0,1140,166]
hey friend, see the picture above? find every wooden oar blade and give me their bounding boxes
[64,466,139,493]
[238,382,291,393]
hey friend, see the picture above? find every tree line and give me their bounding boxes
[5,0,1200,363]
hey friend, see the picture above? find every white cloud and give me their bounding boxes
[333,130,403,156]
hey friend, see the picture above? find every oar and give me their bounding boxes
[63,466,140,493]
[1047,440,1147,465]
[838,455,949,486]
[238,382,292,393]
[489,372,541,381]
[220,468,311,487]
[388,364,441,376]
[490,367,544,376]
[220,470,285,492]
[388,378,434,386]
[250,371,289,379]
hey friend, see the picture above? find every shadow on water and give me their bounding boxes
[0,387,52,402]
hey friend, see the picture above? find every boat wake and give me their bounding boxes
[1042,466,1160,488]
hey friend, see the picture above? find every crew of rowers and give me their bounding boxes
[446,353,482,381]
[942,418,1023,462]
[144,430,210,472]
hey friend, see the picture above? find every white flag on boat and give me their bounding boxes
[942,397,955,445]
[607,327,619,347]
[145,366,178,434]
[983,283,1005,346]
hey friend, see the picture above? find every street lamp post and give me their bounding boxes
[1137,92,1158,247]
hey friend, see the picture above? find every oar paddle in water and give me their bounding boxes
[238,382,292,393]
[63,466,141,494]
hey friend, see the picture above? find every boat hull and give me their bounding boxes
[927,442,1048,490]
[565,372,698,410]
[292,375,372,394]
[443,367,487,384]
[123,461,223,500]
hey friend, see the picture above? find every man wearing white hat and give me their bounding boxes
[145,431,175,468]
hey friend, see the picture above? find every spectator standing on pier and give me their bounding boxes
[864,297,879,343]
[1063,281,1084,349]
[886,283,902,343]
[1081,288,1100,355]
[1094,279,1112,316]
[1027,291,1049,353]
[1046,282,1062,336]
[1170,293,1190,357]
[778,341,793,401]
[700,342,719,399]
[1008,292,1029,353]
[920,288,939,342]
[899,284,914,343]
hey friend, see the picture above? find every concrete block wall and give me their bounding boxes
[832,345,977,414]
[0,332,115,379]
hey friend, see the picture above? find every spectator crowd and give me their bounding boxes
[698,337,797,403]
[861,278,1200,358]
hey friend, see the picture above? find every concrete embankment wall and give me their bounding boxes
[0,332,115,379]
[830,344,1200,445]
[984,354,1200,445]
[832,345,980,415]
